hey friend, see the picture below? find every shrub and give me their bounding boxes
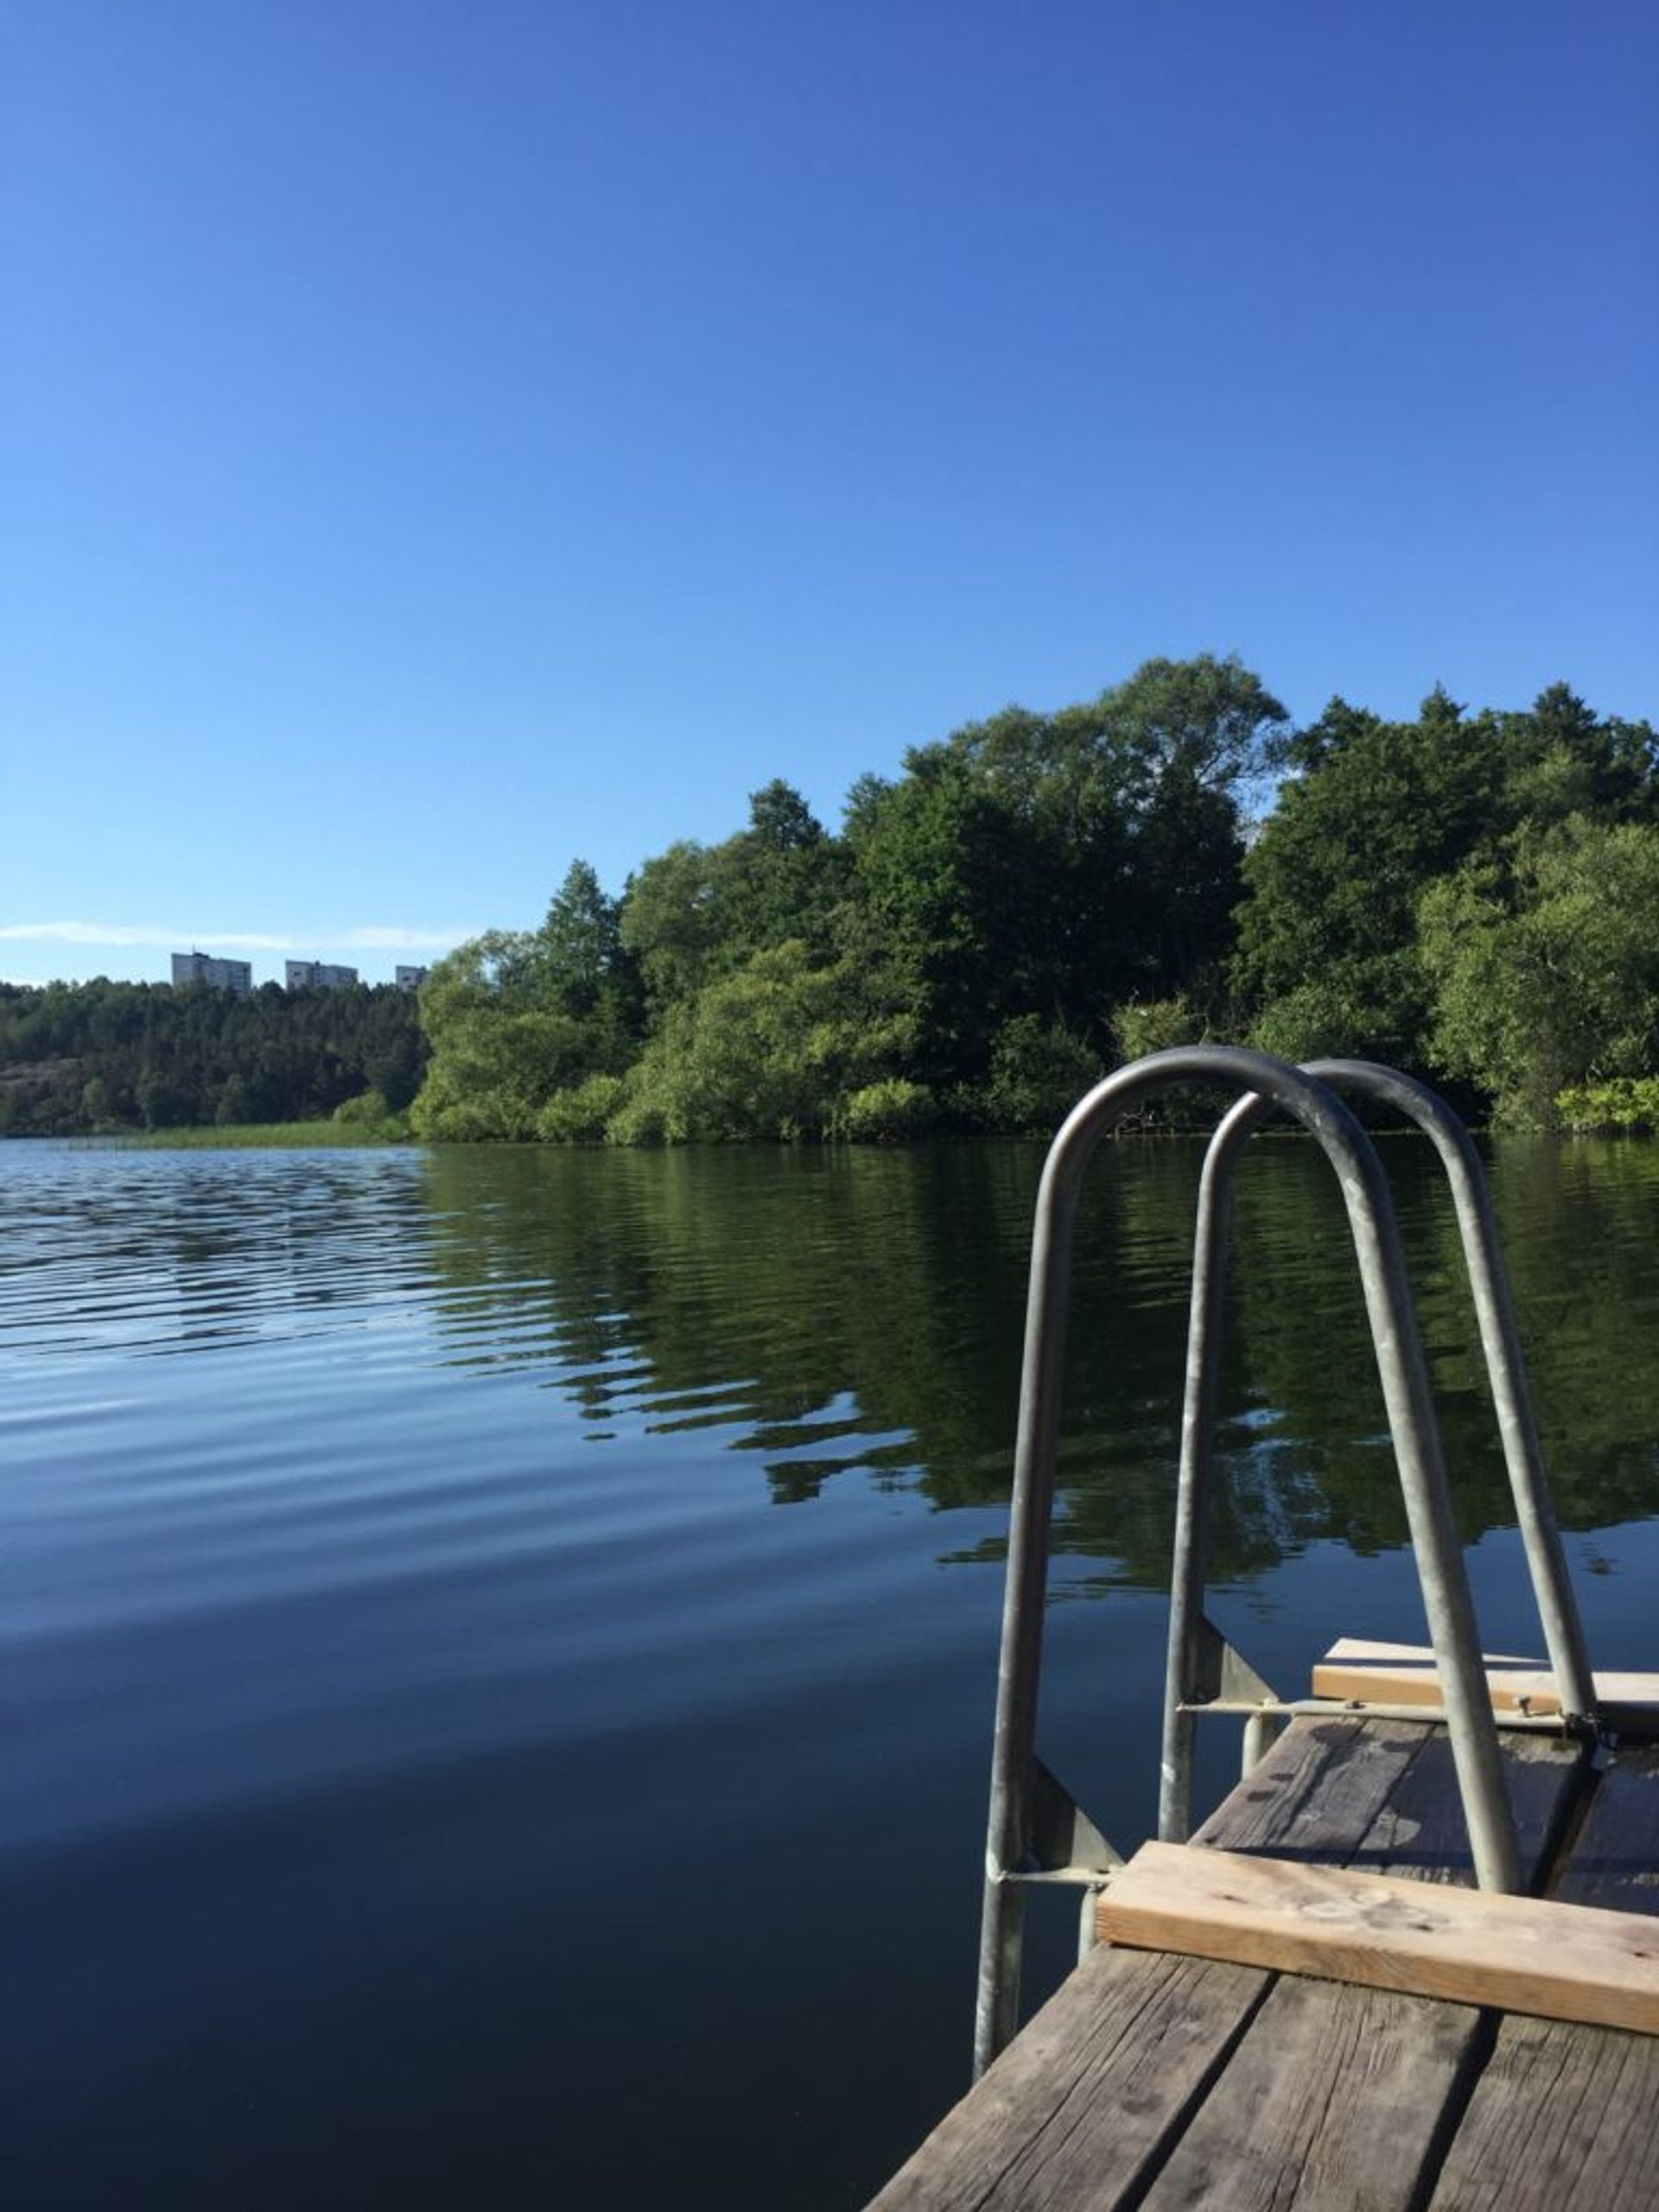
[333,1088,392,1125]
[834,1078,938,1142]
[977,1015,1103,1135]
[537,1073,628,1143]
[1556,1077,1659,1134]
[1112,994,1206,1063]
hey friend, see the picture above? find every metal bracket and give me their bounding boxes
[1022,1758,1122,1879]
[1186,1612,1278,1709]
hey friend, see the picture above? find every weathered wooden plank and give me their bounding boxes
[1127,1731,1587,2210]
[1141,1977,1482,2212]
[1427,2014,1659,2210]
[1427,1746,1659,2209]
[1119,1725,1583,2212]
[1191,1713,1580,1873]
[1553,1747,1659,1916]
[1189,1714,1429,1858]
[866,1946,1269,2211]
[1313,1637,1659,1730]
[868,1723,1414,2211]
[1097,1841,1659,2034]
[871,1719,1588,2211]
[1343,1723,1583,1887]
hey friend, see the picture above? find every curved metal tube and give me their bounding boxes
[1159,1061,1595,1846]
[974,1046,1522,2080]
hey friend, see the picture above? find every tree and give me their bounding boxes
[1235,683,1659,1073]
[721,781,845,963]
[1420,817,1659,1125]
[618,842,730,1017]
[540,860,632,1020]
[607,941,913,1142]
[842,655,1286,1090]
[1234,690,1509,1066]
[411,932,598,1140]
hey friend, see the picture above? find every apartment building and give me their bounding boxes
[171,950,253,995]
[284,961,359,990]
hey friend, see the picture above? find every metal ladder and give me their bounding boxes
[973,1046,1598,2079]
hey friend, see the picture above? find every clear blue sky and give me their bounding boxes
[5,1,1655,987]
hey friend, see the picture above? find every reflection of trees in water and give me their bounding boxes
[33,1153,431,1356]
[416,1141,1040,1480]
[411,1135,1659,1588]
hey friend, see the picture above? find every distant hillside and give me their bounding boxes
[0,980,427,1135]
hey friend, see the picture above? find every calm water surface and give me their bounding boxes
[4,1135,1659,2207]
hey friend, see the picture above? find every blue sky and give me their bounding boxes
[5,1,1655,987]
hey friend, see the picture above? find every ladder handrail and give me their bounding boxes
[975,1046,1524,2080]
[1159,1061,1594,1841]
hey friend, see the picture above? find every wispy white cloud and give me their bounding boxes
[332,924,481,951]
[0,920,477,953]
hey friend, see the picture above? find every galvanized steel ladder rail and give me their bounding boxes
[973,1046,1598,2081]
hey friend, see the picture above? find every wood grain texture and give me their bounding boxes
[866,1946,1268,2211]
[1189,1715,1427,1859]
[1553,1747,1659,1916]
[1129,1728,1587,2209]
[869,1719,1590,2211]
[1141,1975,1481,2212]
[1097,1841,1659,2035]
[1313,1637,1659,1727]
[1188,1715,1580,1883]
[1427,1746,1659,2209]
[1427,2013,1659,2210]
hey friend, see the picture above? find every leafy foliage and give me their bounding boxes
[10,664,1653,1145]
[1234,683,1659,1108]
[1420,817,1659,1125]
[0,979,426,1135]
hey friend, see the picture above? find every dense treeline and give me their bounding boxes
[9,655,1654,1142]
[0,980,425,1135]
[410,655,1659,1141]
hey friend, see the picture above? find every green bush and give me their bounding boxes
[333,1088,392,1125]
[976,1015,1103,1135]
[833,1078,938,1142]
[537,1073,629,1142]
[1556,1077,1659,1133]
[1112,994,1205,1063]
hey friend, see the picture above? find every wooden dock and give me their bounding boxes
[870,1714,1659,2209]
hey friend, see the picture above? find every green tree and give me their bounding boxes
[608,941,918,1142]
[412,931,598,1140]
[843,654,1285,1090]
[1236,684,1658,1071]
[1236,690,1509,1065]
[618,841,730,1018]
[540,859,632,1020]
[721,780,845,964]
[1420,817,1659,1125]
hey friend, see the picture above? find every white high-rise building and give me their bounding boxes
[171,950,252,995]
[394,965,429,991]
[285,961,359,990]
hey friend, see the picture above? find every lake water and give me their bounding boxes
[4,1133,1659,2207]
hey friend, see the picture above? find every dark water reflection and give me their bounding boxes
[3,1135,1658,2207]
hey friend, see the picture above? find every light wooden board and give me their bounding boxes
[1139,1729,1587,2211]
[1096,1840,1659,2035]
[1312,1637,1659,1727]
[869,1719,1588,2210]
